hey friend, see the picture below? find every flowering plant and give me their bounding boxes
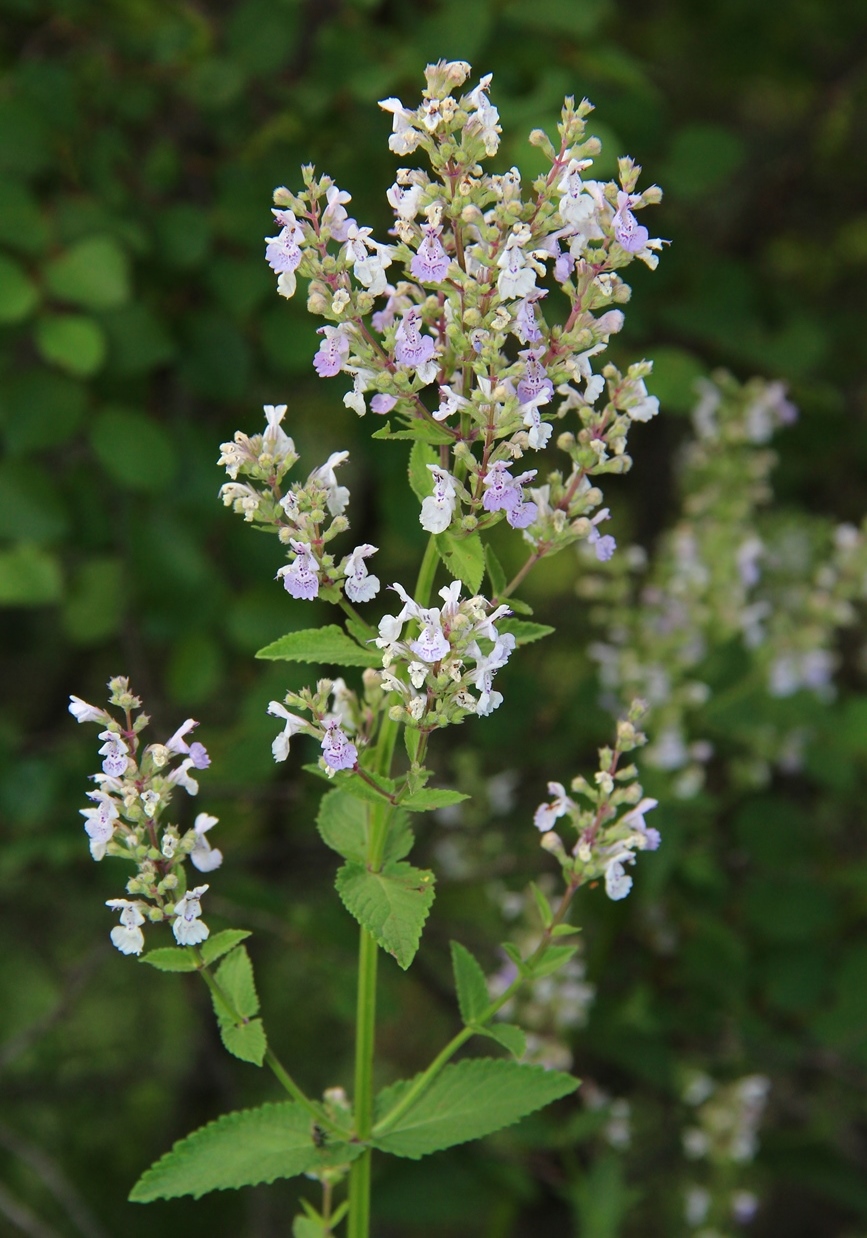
[71,61,671,1236]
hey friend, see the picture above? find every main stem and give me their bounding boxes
[346,536,439,1237]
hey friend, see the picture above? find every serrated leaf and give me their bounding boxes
[200,930,252,966]
[344,615,375,646]
[532,945,577,978]
[435,531,485,593]
[371,420,452,445]
[400,787,470,812]
[530,881,554,928]
[317,790,413,864]
[139,947,198,973]
[129,1103,360,1201]
[219,1018,267,1066]
[497,618,555,646]
[507,596,533,615]
[408,440,438,502]
[256,625,379,668]
[404,725,423,765]
[484,544,507,596]
[338,770,397,805]
[450,941,490,1024]
[214,946,259,1019]
[372,1059,578,1158]
[336,861,435,969]
[479,1023,527,1058]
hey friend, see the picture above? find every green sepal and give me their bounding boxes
[335,860,435,969]
[435,530,485,593]
[129,1102,361,1201]
[450,941,490,1024]
[371,1059,579,1159]
[256,625,380,668]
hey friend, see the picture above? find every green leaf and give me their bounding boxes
[0,543,62,606]
[478,1023,527,1058]
[506,595,534,615]
[0,253,39,322]
[370,420,452,445]
[200,930,252,966]
[214,946,259,1019]
[485,544,507,596]
[532,945,577,978]
[408,439,438,502]
[400,787,470,812]
[450,941,490,1024]
[256,625,380,668]
[90,406,178,492]
[435,530,485,593]
[336,861,435,969]
[129,1103,360,1201]
[530,881,554,928]
[139,948,199,973]
[338,770,397,805]
[35,313,106,377]
[497,618,555,646]
[317,791,412,863]
[293,1219,326,1238]
[372,1059,579,1159]
[45,235,131,310]
[219,1018,267,1066]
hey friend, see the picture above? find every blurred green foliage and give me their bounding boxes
[1,0,867,1235]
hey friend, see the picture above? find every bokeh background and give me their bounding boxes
[2,1,867,1234]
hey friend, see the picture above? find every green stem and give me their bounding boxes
[414,534,440,607]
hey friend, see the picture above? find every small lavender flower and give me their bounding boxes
[172,885,210,946]
[313,325,352,378]
[265,210,304,274]
[190,812,223,873]
[267,701,308,762]
[613,191,650,254]
[321,185,353,241]
[420,464,458,533]
[394,307,437,372]
[411,224,450,283]
[165,718,210,769]
[321,720,358,771]
[371,394,398,414]
[513,291,546,344]
[277,540,320,599]
[81,791,119,860]
[604,854,634,900]
[98,730,130,778]
[497,230,537,300]
[343,544,381,603]
[433,384,469,422]
[533,782,574,831]
[587,508,617,562]
[516,349,555,407]
[106,899,146,956]
[482,461,538,529]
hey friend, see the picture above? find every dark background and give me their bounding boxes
[1,1,867,1234]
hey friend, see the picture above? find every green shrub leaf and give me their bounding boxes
[200,930,252,966]
[400,787,469,812]
[317,791,412,863]
[450,941,490,1024]
[129,1103,360,1201]
[256,624,380,667]
[435,530,485,593]
[372,1059,579,1158]
[336,861,435,969]
[139,948,198,973]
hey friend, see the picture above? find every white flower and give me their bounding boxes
[604,854,634,901]
[106,899,146,955]
[309,450,351,516]
[267,701,308,762]
[166,759,198,796]
[190,812,223,873]
[80,791,119,860]
[277,269,297,299]
[433,383,469,422]
[521,392,553,450]
[97,729,130,777]
[262,404,296,463]
[420,465,458,533]
[533,781,574,831]
[68,695,106,724]
[172,885,210,946]
[343,544,381,603]
[497,230,537,300]
[465,72,501,156]
[378,97,423,155]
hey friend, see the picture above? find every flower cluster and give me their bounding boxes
[268,676,372,775]
[533,700,658,901]
[584,373,867,794]
[262,61,665,572]
[69,678,219,955]
[681,1072,769,1234]
[219,404,381,605]
[375,580,516,726]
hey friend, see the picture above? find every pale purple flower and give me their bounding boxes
[482,461,538,528]
[172,885,210,946]
[469,633,515,714]
[620,797,660,850]
[309,450,350,515]
[98,730,130,778]
[533,781,574,831]
[343,544,381,603]
[394,307,437,371]
[433,383,469,422]
[68,695,106,725]
[322,185,354,242]
[80,790,119,860]
[313,325,352,377]
[165,717,210,768]
[605,855,634,900]
[556,159,597,229]
[167,758,199,796]
[106,899,145,955]
[265,211,304,273]
[342,223,393,296]
[267,701,308,762]
[371,394,398,414]
[371,284,411,333]
[277,540,320,600]
[420,464,458,533]
[410,614,450,663]
[516,349,554,407]
[613,192,649,254]
[321,720,358,771]
[514,291,546,345]
[587,508,617,562]
[190,812,223,873]
[411,224,450,283]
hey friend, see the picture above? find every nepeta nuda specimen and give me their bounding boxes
[73,62,667,1237]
